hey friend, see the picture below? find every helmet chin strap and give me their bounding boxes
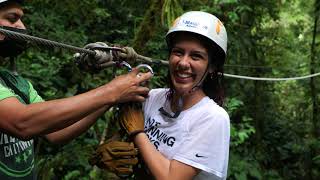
[175,64,210,116]
[160,64,210,119]
[188,65,210,94]
[158,96,182,119]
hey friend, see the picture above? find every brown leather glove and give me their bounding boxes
[119,103,145,137]
[89,140,139,177]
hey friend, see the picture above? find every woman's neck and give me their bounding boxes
[170,89,206,112]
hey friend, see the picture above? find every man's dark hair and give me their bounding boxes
[0,0,24,9]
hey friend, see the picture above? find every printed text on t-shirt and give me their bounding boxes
[145,117,176,149]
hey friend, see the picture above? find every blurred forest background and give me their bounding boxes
[5,0,320,179]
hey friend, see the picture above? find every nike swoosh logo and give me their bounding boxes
[195,154,206,158]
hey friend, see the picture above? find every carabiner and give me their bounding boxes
[118,61,132,71]
[112,61,132,77]
[136,64,154,75]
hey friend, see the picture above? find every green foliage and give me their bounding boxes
[225,98,255,147]
[161,0,183,27]
[225,98,261,179]
[228,153,264,180]
[230,116,255,147]
[18,0,146,179]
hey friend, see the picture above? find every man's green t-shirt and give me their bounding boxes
[0,69,43,180]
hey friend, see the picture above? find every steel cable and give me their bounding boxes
[1,27,320,81]
[223,72,320,81]
[1,27,98,55]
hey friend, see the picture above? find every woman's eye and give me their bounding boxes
[191,54,203,60]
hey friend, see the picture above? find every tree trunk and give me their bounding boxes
[310,0,320,140]
[307,1,320,179]
[132,0,164,54]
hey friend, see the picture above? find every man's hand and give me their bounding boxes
[106,68,152,103]
[89,140,139,177]
[75,42,115,72]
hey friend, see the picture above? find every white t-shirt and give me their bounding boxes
[143,88,230,180]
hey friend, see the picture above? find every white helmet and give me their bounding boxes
[166,11,227,57]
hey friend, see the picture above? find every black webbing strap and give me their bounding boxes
[0,72,30,104]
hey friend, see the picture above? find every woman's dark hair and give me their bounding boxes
[166,32,226,106]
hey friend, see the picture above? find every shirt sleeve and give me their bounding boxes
[28,82,44,103]
[0,83,17,100]
[143,88,165,118]
[173,109,230,178]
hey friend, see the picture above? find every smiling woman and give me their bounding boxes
[168,33,210,98]
[0,1,153,180]
[131,11,230,180]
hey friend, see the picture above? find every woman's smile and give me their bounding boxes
[169,35,209,95]
[173,70,194,83]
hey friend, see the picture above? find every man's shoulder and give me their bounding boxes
[0,69,27,82]
[0,69,31,104]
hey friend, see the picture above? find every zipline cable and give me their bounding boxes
[225,64,273,69]
[223,72,320,81]
[0,27,121,55]
[1,27,319,81]
[0,27,165,64]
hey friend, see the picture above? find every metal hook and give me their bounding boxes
[119,61,132,71]
[112,62,154,78]
[136,64,154,75]
[112,61,132,77]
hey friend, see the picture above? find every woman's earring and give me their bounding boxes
[210,72,214,79]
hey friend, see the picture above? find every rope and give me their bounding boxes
[113,46,169,65]
[114,47,138,62]
[136,54,169,65]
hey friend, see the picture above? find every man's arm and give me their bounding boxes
[0,69,151,140]
[45,106,109,144]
